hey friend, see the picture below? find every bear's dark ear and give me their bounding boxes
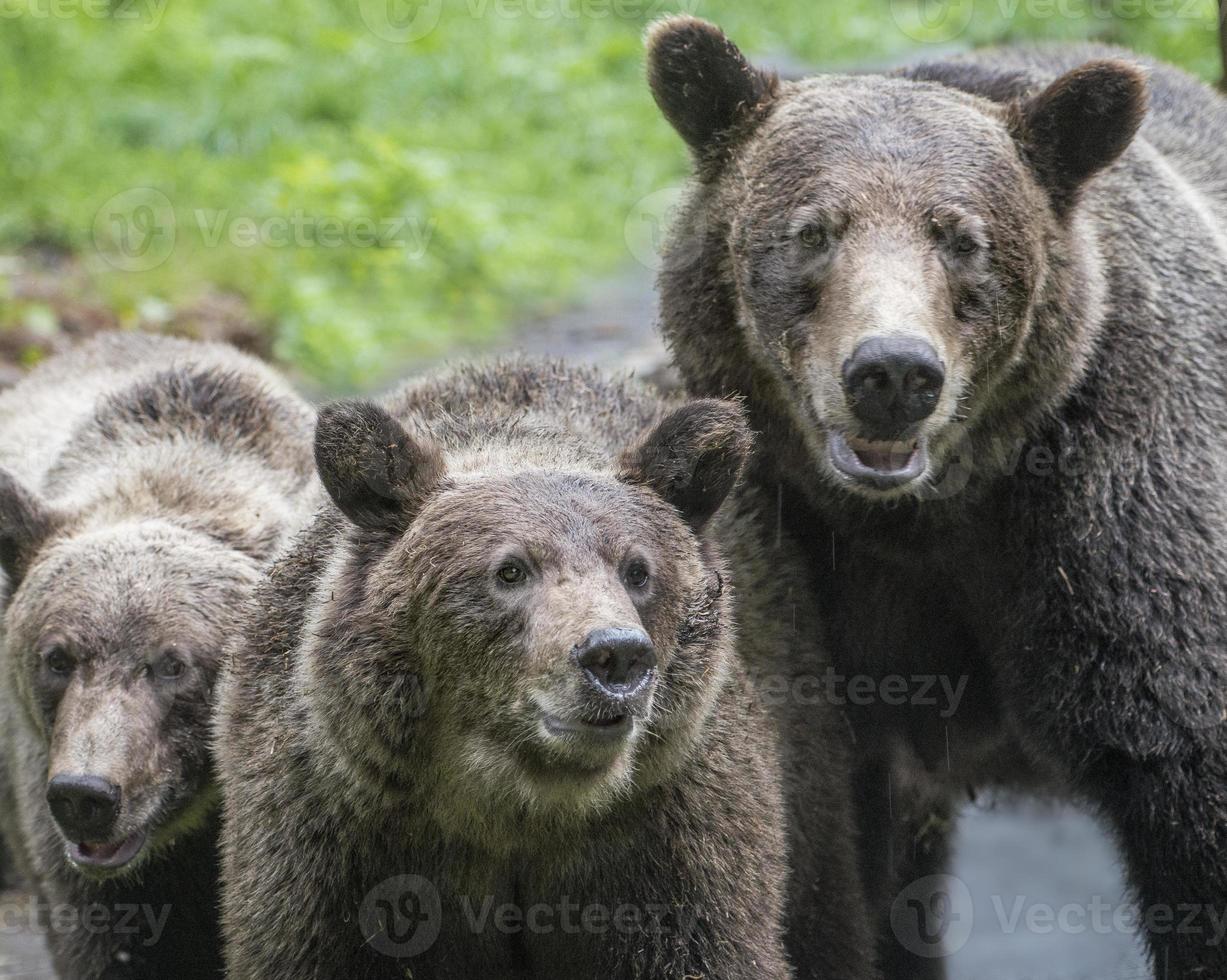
[646,16,778,161]
[620,399,752,531]
[0,468,59,588]
[314,400,445,535]
[1014,59,1149,214]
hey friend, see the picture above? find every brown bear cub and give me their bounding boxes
[216,361,876,979]
[647,15,1227,978]
[0,333,315,978]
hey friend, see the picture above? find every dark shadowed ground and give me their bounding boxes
[0,267,1151,978]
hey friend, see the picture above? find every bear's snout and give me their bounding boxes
[842,335,945,436]
[46,774,120,842]
[573,626,657,706]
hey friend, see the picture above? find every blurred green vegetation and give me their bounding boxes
[0,0,1220,388]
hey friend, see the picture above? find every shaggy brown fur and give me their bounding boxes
[0,333,315,978]
[216,360,876,979]
[648,16,1227,977]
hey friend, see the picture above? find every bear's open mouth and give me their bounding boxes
[828,430,930,490]
[68,828,148,871]
[542,712,632,741]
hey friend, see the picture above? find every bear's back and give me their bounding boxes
[0,333,311,493]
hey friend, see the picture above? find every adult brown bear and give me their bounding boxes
[647,16,1227,978]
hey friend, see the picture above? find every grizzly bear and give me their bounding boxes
[646,15,1227,977]
[0,333,315,978]
[215,360,877,979]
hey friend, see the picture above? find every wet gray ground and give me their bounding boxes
[0,895,52,980]
[0,267,1151,978]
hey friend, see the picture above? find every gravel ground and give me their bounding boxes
[0,267,1151,978]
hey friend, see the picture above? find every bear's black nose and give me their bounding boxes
[843,336,945,434]
[46,774,121,842]
[574,627,657,700]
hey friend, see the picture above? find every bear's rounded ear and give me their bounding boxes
[646,16,778,163]
[314,400,446,535]
[619,399,752,532]
[0,468,59,588]
[1014,59,1149,215]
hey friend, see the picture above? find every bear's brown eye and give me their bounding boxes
[44,647,74,677]
[496,560,528,586]
[797,224,828,250]
[625,562,650,590]
[155,652,184,680]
